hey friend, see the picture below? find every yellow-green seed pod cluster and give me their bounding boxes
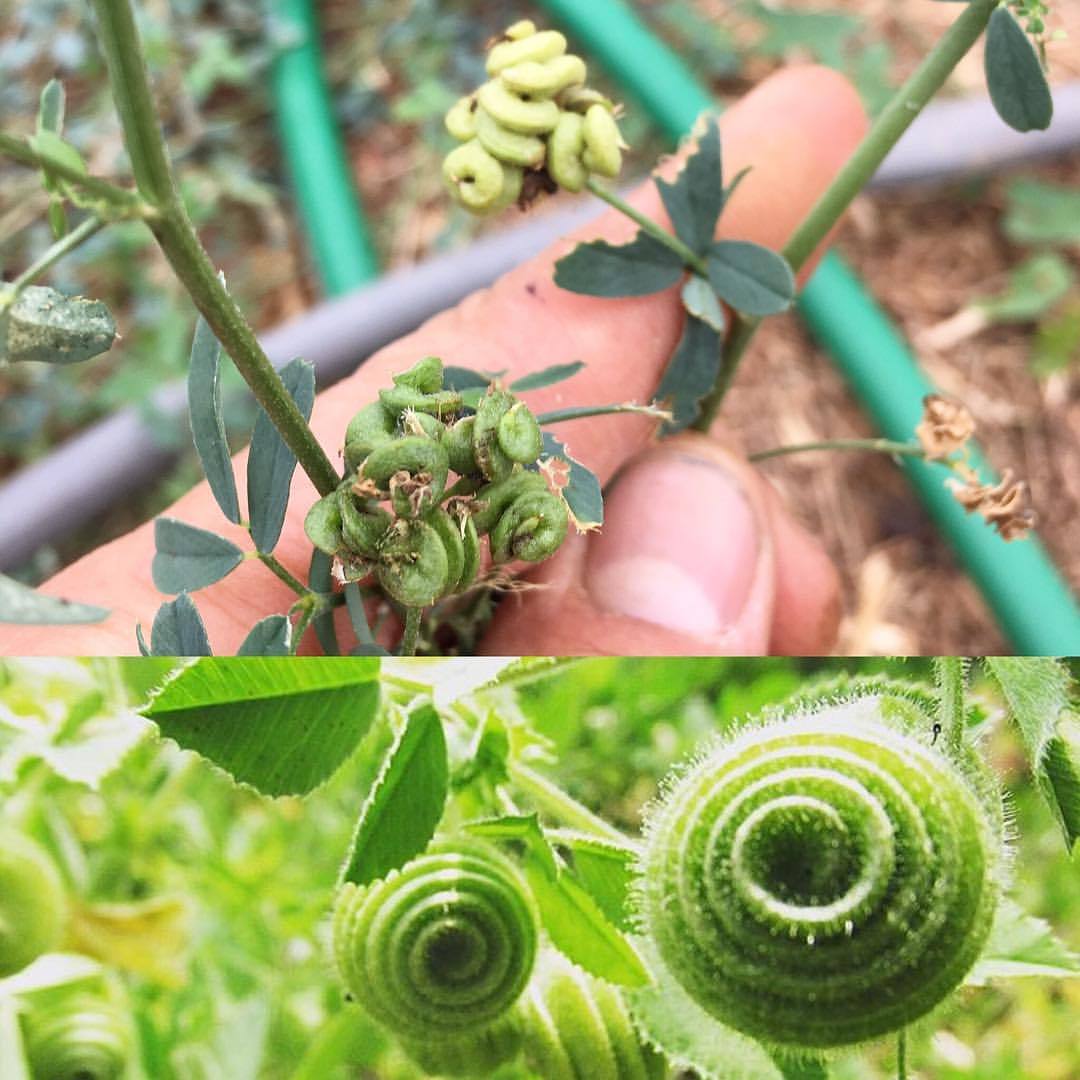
[304,356,569,610]
[0,826,67,978]
[443,19,627,213]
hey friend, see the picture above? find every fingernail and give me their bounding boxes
[585,450,762,637]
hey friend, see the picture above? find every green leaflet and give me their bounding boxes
[554,233,685,297]
[1005,178,1080,247]
[654,114,725,255]
[247,358,316,553]
[541,432,603,529]
[0,286,115,366]
[151,518,245,595]
[975,252,1075,323]
[0,573,107,625]
[340,704,448,885]
[984,6,1053,133]
[654,313,722,432]
[187,313,241,525]
[141,657,380,795]
[146,594,212,657]
[681,275,726,333]
[967,898,1080,984]
[550,831,635,932]
[984,658,1080,851]
[510,360,586,393]
[236,616,291,657]
[706,240,796,317]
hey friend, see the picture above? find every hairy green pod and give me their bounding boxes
[0,828,66,978]
[304,492,345,556]
[477,81,560,136]
[344,401,397,472]
[472,471,549,533]
[459,514,481,591]
[475,107,547,169]
[332,841,538,1066]
[486,29,567,76]
[638,696,1002,1049]
[394,355,445,395]
[362,436,449,516]
[445,95,479,141]
[404,411,447,443]
[522,950,665,1080]
[443,416,479,476]
[501,55,587,98]
[582,104,624,178]
[558,86,616,115]
[473,389,518,482]
[443,140,508,213]
[22,996,130,1080]
[497,401,543,463]
[489,488,569,563]
[376,520,450,607]
[428,508,466,597]
[340,495,393,558]
[548,112,588,193]
[379,384,462,420]
[401,1014,524,1077]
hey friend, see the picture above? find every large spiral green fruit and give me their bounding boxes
[22,996,130,1080]
[522,950,665,1080]
[638,694,1002,1049]
[0,827,66,978]
[333,842,539,1073]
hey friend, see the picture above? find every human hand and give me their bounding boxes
[2,66,866,656]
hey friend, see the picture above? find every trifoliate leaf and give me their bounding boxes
[247,358,316,553]
[0,285,115,365]
[654,314,722,432]
[340,703,448,885]
[142,657,381,795]
[152,517,245,595]
[554,232,686,297]
[706,241,796,317]
[0,573,107,625]
[150,594,212,657]
[655,114,725,255]
[187,313,241,524]
[985,6,1054,133]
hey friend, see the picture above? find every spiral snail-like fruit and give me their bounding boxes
[521,950,665,1080]
[638,692,1002,1049]
[473,471,569,564]
[0,827,67,978]
[22,996,130,1080]
[443,20,626,213]
[333,841,539,1073]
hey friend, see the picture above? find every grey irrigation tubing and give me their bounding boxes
[2,86,1080,571]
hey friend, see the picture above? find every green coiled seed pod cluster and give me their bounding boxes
[21,995,132,1080]
[637,687,1004,1050]
[304,356,570,611]
[332,841,539,1076]
[443,19,627,213]
[0,826,67,978]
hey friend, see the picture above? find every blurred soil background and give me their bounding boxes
[1,0,1079,653]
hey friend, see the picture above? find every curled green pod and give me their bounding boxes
[443,416,479,476]
[497,401,544,463]
[344,401,397,473]
[475,107,547,168]
[473,389,519,481]
[489,488,569,563]
[486,29,568,76]
[443,140,507,212]
[489,162,525,213]
[445,94,478,141]
[362,436,449,515]
[582,104,624,179]
[478,80,560,135]
[558,86,617,115]
[394,355,445,394]
[402,410,446,442]
[402,1014,524,1078]
[23,996,130,1080]
[0,828,66,978]
[340,495,392,558]
[332,841,538,1056]
[304,492,345,556]
[522,950,665,1080]
[472,470,550,534]
[504,19,536,41]
[458,514,481,591]
[548,112,588,193]
[637,693,1002,1050]
[428,508,466,597]
[378,384,462,420]
[376,520,450,607]
[501,55,587,98]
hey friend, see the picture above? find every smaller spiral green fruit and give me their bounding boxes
[501,55,587,98]
[443,140,508,213]
[333,841,539,1071]
[340,494,392,558]
[490,487,569,563]
[376,520,450,607]
[344,401,396,472]
[23,996,130,1080]
[477,81,561,136]
[548,112,588,193]
[428,508,466,598]
[497,401,544,464]
[446,95,479,141]
[582,104,624,178]
[402,1013,524,1077]
[522,950,665,1080]
[443,416,480,475]
[486,29,568,76]
[473,389,519,481]
[475,107,547,169]
[0,827,66,978]
[362,436,449,516]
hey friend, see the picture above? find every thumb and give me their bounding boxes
[479,435,838,656]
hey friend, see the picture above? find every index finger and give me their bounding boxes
[3,65,866,655]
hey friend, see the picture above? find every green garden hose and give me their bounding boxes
[268,0,379,294]
[536,0,1080,653]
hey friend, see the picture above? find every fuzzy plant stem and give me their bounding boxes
[509,762,631,846]
[399,607,422,657]
[934,657,969,755]
[692,0,999,432]
[86,0,339,497]
[255,551,309,597]
[4,214,106,299]
[748,438,926,463]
